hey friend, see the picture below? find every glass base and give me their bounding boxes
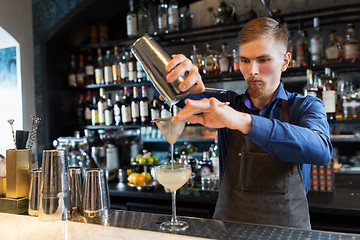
[160,220,189,232]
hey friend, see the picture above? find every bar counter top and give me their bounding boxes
[1,210,359,240]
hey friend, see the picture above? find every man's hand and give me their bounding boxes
[166,54,205,94]
[172,98,253,134]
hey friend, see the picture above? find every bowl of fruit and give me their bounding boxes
[130,151,159,165]
[127,171,156,190]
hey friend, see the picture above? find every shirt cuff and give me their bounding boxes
[245,114,273,146]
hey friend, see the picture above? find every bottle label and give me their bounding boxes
[85,65,94,76]
[114,105,121,125]
[126,14,137,36]
[120,63,128,79]
[158,12,167,30]
[151,109,160,120]
[161,109,171,118]
[204,56,215,71]
[68,74,76,86]
[85,107,91,121]
[121,106,131,123]
[219,57,230,72]
[112,65,120,81]
[168,8,179,30]
[129,71,137,81]
[91,109,99,125]
[76,74,84,85]
[326,46,340,60]
[344,44,359,60]
[131,102,140,118]
[95,68,103,84]
[140,101,149,117]
[104,66,113,84]
[104,109,113,126]
[322,91,336,113]
[98,102,107,124]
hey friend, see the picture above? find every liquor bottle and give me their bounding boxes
[303,69,317,97]
[136,60,146,82]
[160,101,171,118]
[76,54,86,86]
[157,0,168,34]
[140,86,150,124]
[104,94,114,126]
[137,0,149,35]
[168,0,179,32]
[210,133,219,176]
[342,81,359,120]
[112,46,121,83]
[91,95,99,126]
[325,30,342,63]
[84,90,92,125]
[310,17,324,66]
[103,50,113,84]
[97,88,107,125]
[179,4,193,31]
[314,73,323,100]
[322,68,336,120]
[334,72,345,120]
[126,0,138,37]
[121,87,132,125]
[232,48,240,72]
[131,86,141,124]
[128,51,137,82]
[203,42,219,75]
[287,30,297,68]
[199,151,213,177]
[296,22,310,68]
[95,48,104,85]
[85,50,95,85]
[147,0,157,35]
[68,54,77,87]
[343,23,360,63]
[150,94,160,121]
[120,49,129,82]
[76,93,85,126]
[113,93,122,126]
[190,44,203,73]
[219,43,233,73]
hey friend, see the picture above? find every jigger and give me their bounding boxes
[82,168,110,218]
[38,149,69,221]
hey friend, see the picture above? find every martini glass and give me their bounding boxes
[155,162,192,231]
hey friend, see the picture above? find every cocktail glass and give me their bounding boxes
[155,162,192,231]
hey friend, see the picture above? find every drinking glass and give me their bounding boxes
[155,162,192,231]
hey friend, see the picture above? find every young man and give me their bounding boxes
[165,17,332,229]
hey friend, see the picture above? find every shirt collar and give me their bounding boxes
[243,83,288,110]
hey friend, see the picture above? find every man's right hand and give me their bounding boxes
[166,54,205,94]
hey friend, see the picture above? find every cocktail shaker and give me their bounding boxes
[131,35,188,106]
[28,169,42,216]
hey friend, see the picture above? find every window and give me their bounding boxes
[0,26,22,156]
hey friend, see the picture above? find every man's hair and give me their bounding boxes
[237,17,288,52]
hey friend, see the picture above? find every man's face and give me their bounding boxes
[239,37,289,99]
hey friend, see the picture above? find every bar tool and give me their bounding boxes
[69,167,83,215]
[7,119,17,150]
[15,130,29,149]
[27,115,42,150]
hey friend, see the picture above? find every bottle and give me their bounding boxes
[190,45,203,73]
[303,69,317,97]
[168,0,179,32]
[136,60,146,82]
[334,72,345,120]
[126,0,138,37]
[343,23,360,63]
[342,81,358,120]
[322,68,336,120]
[95,48,104,85]
[97,88,107,125]
[157,0,168,34]
[128,51,137,82]
[160,102,171,118]
[120,49,129,82]
[112,46,121,83]
[85,50,95,85]
[211,134,219,176]
[314,73,323,100]
[131,86,141,124]
[103,50,113,84]
[147,0,158,35]
[76,54,86,86]
[150,94,160,120]
[84,90,92,125]
[140,86,150,124]
[296,22,310,68]
[113,93,122,126]
[219,43,232,73]
[76,93,85,126]
[232,48,240,72]
[203,42,219,75]
[325,30,342,63]
[310,17,324,66]
[104,94,114,126]
[287,30,297,68]
[199,151,213,177]
[68,54,77,87]
[179,5,193,31]
[137,0,149,35]
[91,95,99,126]
[121,87,132,125]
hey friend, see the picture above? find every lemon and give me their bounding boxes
[127,173,136,184]
[141,172,152,182]
[132,173,145,186]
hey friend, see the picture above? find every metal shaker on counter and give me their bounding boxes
[131,34,189,106]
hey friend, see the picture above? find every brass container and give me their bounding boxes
[5,149,31,198]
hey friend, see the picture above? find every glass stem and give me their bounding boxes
[171,190,178,224]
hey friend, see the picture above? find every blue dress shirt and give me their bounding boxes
[179,83,333,193]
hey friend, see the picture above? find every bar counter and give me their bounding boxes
[1,209,359,239]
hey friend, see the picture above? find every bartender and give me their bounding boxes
[165,17,333,229]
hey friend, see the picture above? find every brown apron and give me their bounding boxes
[213,99,311,230]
